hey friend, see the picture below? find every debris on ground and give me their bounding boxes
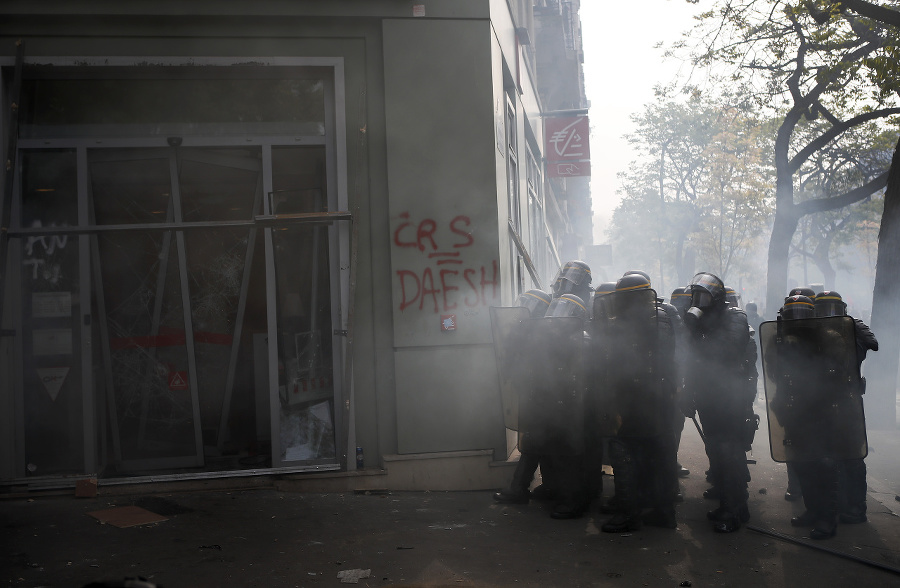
[75,478,98,498]
[337,568,372,584]
[86,506,168,528]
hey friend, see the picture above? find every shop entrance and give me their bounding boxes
[10,141,345,480]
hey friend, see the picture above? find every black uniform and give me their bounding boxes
[682,274,755,533]
[838,318,878,523]
[593,280,678,532]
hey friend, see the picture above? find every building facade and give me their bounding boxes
[0,0,591,491]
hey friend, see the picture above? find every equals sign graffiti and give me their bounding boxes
[428,252,462,265]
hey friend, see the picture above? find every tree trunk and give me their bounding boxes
[813,234,837,289]
[765,206,800,319]
[866,134,900,429]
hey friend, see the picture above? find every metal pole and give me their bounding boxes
[746,525,900,576]
[0,40,24,328]
[691,415,706,443]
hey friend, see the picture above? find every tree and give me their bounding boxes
[609,94,773,293]
[788,120,894,286]
[796,0,900,428]
[681,0,900,316]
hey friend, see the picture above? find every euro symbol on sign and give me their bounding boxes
[549,118,585,158]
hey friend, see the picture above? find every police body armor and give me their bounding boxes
[589,288,667,437]
[759,316,867,463]
[490,308,586,455]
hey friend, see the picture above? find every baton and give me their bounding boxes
[691,415,706,443]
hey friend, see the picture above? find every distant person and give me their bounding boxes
[745,302,763,333]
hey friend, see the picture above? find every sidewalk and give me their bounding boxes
[3,411,900,588]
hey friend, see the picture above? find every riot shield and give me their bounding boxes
[759,316,866,463]
[489,306,532,430]
[517,316,586,455]
[589,288,666,438]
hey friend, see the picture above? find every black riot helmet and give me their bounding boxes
[688,272,725,309]
[615,273,652,293]
[814,291,847,317]
[551,260,592,301]
[669,287,692,317]
[515,289,552,319]
[725,286,742,308]
[787,286,816,300]
[781,295,816,320]
[545,293,588,319]
[612,274,655,316]
[746,301,758,314]
[623,269,651,283]
[594,281,616,297]
[685,272,725,325]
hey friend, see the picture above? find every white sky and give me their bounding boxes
[580,1,706,243]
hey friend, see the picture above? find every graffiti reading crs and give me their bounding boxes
[393,212,499,312]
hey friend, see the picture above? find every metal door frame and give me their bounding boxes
[4,55,352,480]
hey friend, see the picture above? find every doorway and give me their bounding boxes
[11,141,343,479]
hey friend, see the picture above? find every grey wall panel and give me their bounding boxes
[395,345,505,457]
[383,18,502,349]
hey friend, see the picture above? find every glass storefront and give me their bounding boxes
[3,65,348,484]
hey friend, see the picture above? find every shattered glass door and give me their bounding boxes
[270,145,337,465]
[89,147,263,472]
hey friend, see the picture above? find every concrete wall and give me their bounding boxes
[382,18,506,458]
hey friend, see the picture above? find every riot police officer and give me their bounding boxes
[813,290,878,525]
[544,292,592,519]
[681,272,755,533]
[595,273,678,531]
[489,284,590,520]
[745,302,763,333]
[763,294,860,539]
[493,289,554,505]
[552,260,592,307]
[781,287,817,502]
[669,287,692,481]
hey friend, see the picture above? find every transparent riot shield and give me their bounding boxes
[489,306,532,431]
[589,288,665,437]
[759,316,866,463]
[517,316,586,455]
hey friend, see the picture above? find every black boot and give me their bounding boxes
[493,488,529,504]
[642,508,676,529]
[810,518,837,540]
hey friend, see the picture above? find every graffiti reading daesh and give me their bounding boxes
[393,212,499,312]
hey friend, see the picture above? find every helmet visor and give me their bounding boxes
[516,291,551,318]
[555,264,590,287]
[815,300,846,317]
[782,299,815,319]
[690,289,713,309]
[691,273,724,299]
[545,295,587,318]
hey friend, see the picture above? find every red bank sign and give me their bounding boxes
[544,115,591,177]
